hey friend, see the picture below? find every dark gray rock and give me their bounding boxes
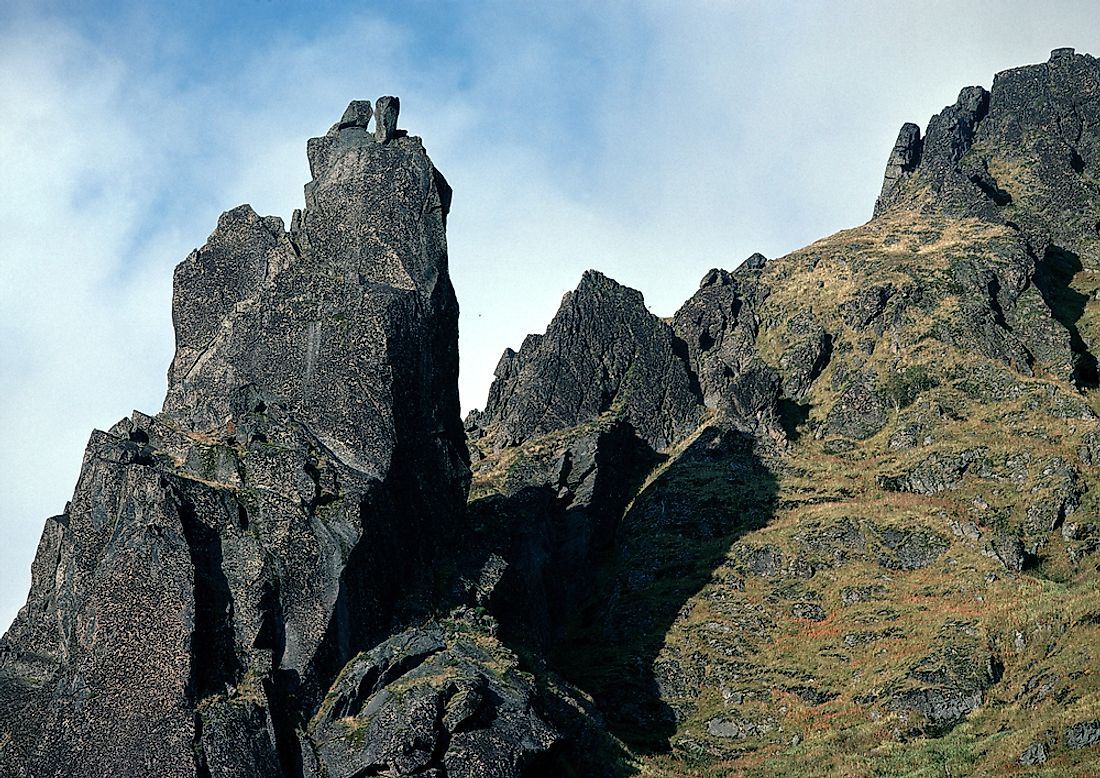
[706,716,774,740]
[791,602,827,622]
[875,122,922,214]
[1065,719,1100,749]
[888,622,1003,736]
[198,698,282,777]
[0,443,198,776]
[840,585,887,605]
[779,316,832,402]
[308,621,558,778]
[721,364,784,436]
[977,54,1100,263]
[1016,670,1066,707]
[824,381,887,439]
[873,525,949,571]
[843,284,894,331]
[740,544,785,577]
[939,246,1072,380]
[673,270,784,438]
[1018,741,1048,765]
[873,84,992,220]
[374,95,400,143]
[789,686,837,706]
[844,629,900,647]
[877,449,985,495]
[0,100,469,777]
[172,106,465,477]
[873,51,1100,270]
[1062,520,1096,541]
[476,270,703,450]
[797,518,868,565]
[1077,429,1100,464]
[337,99,373,129]
[466,419,659,651]
[890,686,983,736]
[742,252,768,270]
[984,534,1026,572]
[797,519,948,572]
[1024,460,1083,535]
[929,86,990,171]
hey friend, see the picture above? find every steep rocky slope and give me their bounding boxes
[3,50,1100,778]
[467,49,1100,776]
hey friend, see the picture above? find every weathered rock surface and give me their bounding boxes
[6,52,1100,778]
[779,313,832,402]
[875,122,923,213]
[874,50,1100,264]
[877,449,987,494]
[0,99,470,777]
[307,620,559,778]
[1018,740,1049,765]
[1065,719,1100,749]
[887,622,1004,737]
[824,380,888,439]
[473,270,704,450]
[466,419,659,652]
[374,95,401,143]
[672,266,786,439]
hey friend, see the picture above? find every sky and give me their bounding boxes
[1,0,1098,631]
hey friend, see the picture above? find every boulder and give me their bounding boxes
[374,95,400,143]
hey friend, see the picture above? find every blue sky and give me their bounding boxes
[2,0,1099,630]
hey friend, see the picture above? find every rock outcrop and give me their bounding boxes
[672,263,787,440]
[874,49,1100,264]
[0,97,474,777]
[864,50,1100,401]
[306,619,558,778]
[875,122,923,213]
[466,417,660,653]
[471,270,704,451]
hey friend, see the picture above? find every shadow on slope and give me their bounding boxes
[1033,244,1098,388]
[551,425,778,761]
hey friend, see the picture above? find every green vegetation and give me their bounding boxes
[466,209,1100,775]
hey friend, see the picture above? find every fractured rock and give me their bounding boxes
[337,99,374,129]
[0,99,469,778]
[475,270,703,450]
[374,95,400,143]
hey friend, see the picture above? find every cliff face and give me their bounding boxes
[4,51,1100,778]
[0,99,477,777]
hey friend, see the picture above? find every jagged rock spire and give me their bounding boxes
[872,48,1100,268]
[0,99,471,777]
[874,122,922,215]
[474,269,704,451]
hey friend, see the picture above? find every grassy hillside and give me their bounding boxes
[469,209,1100,775]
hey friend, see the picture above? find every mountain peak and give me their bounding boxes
[5,54,1100,777]
[873,49,1100,266]
[473,270,703,450]
[0,100,473,777]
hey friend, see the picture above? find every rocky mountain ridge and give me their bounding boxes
[3,50,1100,777]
